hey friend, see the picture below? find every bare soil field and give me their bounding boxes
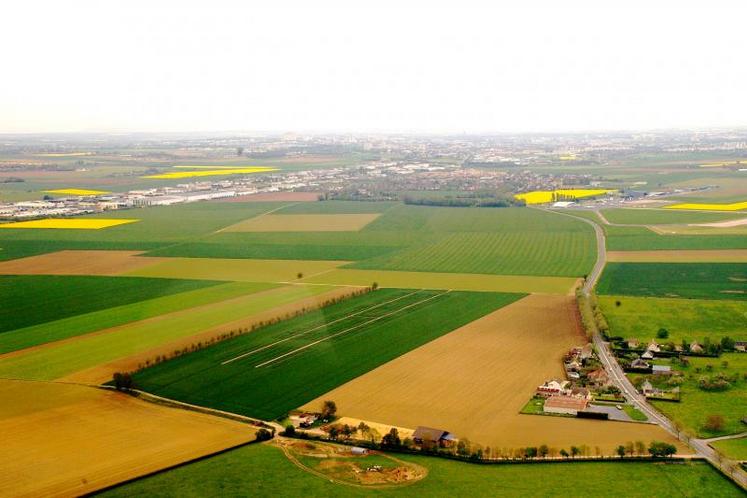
[125,257,348,282]
[223,213,381,232]
[0,250,165,275]
[607,249,747,263]
[0,379,255,498]
[301,295,684,454]
[302,268,579,295]
[218,191,321,202]
[60,285,359,384]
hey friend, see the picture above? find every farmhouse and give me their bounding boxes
[690,342,704,354]
[630,358,650,370]
[412,426,457,447]
[587,368,610,386]
[641,350,655,360]
[536,380,569,397]
[569,387,592,400]
[640,380,655,395]
[627,339,640,349]
[646,340,661,353]
[734,341,747,352]
[543,395,589,415]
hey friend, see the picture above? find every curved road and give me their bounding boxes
[544,207,747,489]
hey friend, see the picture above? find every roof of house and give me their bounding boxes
[652,365,671,372]
[544,395,588,410]
[412,426,449,441]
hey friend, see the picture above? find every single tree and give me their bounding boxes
[538,444,549,458]
[656,328,669,339]
[560,448,569,458]
[616,445,626,458]
[283,424,296,436]
[570,446,580,458]
[321,400,337,420]
[704,414,725,432]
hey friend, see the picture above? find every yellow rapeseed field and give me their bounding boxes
[44,188,109,196]
[515,189,614,205]
[666,201,747,211]
[143,167,277,179]
[0,218,139,230]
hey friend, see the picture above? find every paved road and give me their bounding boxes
[547,207,747,489]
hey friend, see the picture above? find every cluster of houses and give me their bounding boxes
[534,344,628,416]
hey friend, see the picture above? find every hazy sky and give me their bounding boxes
[2,1,746,134]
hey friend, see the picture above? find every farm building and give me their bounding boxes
[536,380,569,397]
[412,426,457,448]
[543,395,589,415]
[652,365,672,375]
[734,341,746,352]
[289,413,318,428]
[350,447,369,455]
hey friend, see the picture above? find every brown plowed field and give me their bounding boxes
[301,294,685,454]
[0,250,164,275]
[0,379,255,497]
[59,285,358,384]
[607,249,747,262]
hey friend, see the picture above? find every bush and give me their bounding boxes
[656,328,669,339]
[255,428,273,441]
[704,414,725,432]
[283,424,296,436]
[112,372,134,391]
[648,441,676,458]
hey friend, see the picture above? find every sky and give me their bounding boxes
[1,0,746,134]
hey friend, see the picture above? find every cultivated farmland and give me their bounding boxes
[300,295,680,454]
[0,284,333,381]
[0,281,266,354]
[605,225,747,251]
[0,379,255,498]
[0,274,219,334]
[131,289,522,420]
[601,208,742,225]
[606,249,747,263]
[597,263,747,300]
[0,218,139,229]
[222,213,381,232]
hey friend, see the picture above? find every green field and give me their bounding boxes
[132,289,522,420]
[0,202,596,278]
[605,225,747,251]
[0,275,219,334]
[0,283,335,381]
[712,437,747,461]
[648,354,747,437]
[601,208,742,225]
[147,204,596,277]
[98,443,743,498]
[599,295,747,343]
[0,282,265,354]
[597,263,747,300]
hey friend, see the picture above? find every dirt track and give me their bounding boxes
[0,379,255,497]
[301,294,685,454]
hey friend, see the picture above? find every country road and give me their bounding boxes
[546,207,747,490]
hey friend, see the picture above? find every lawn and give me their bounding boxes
[601,208,741,225]
[0,282,264,354]
[648,354,747,437]
[712,437,747,461]
[0,283,334,381]
[0,275,219,335]
[597,263,747,300]
[98,443,743,497]
[598,295,747,343]
[132,289,522,420]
